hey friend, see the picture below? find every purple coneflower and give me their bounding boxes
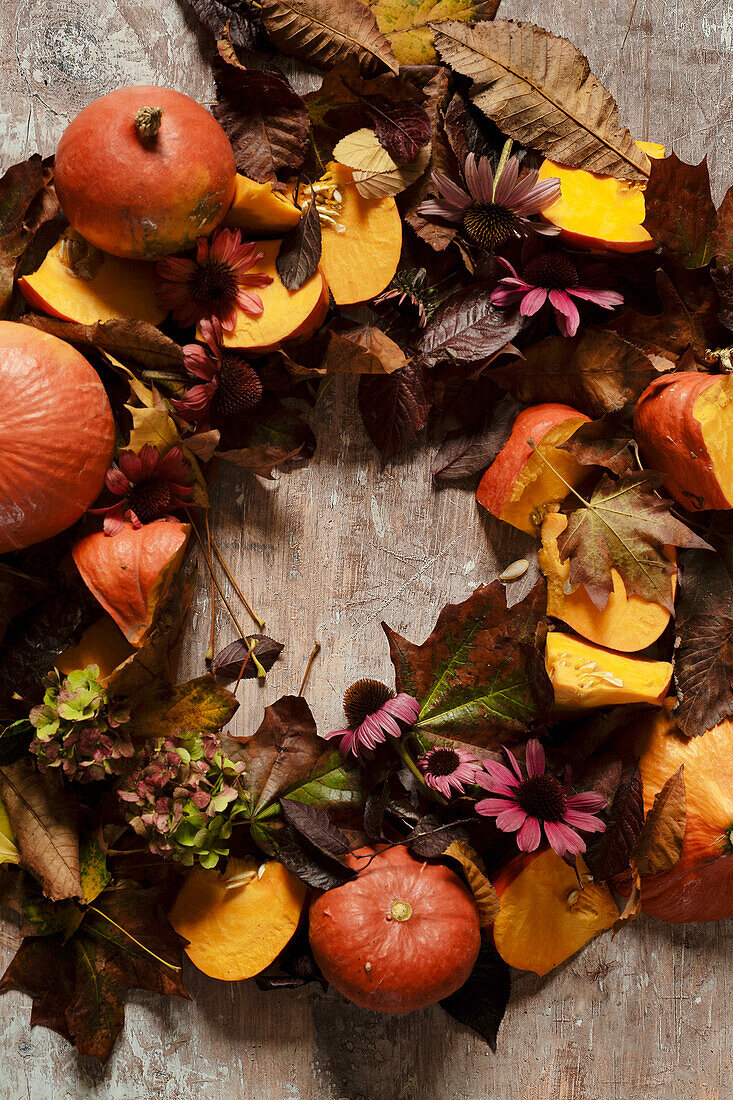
[417,152,561,250]
[172,317,263,428]
[91,443,193,536]
[322,679,420,759]
[417,746,479,798]
[490,253,624,337]
[156,228,273,332]
[475,739,606,857]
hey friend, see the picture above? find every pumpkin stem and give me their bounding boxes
[134,106,163,141]
[389,899,413,922]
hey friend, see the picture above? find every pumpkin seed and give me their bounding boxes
[500,558,529,582]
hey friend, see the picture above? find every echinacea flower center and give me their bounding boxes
[213,356,264,418]
[522,254,579,291]
[343,679,394,728]
[127,479,173,523]
[425,748,461,777]
[463,203,520,249]
[190,261,239,304]
[516,774,567,822]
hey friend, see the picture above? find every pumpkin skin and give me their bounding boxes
[308,845,481,1014]
[476,404,591,536]
[72,519,190,646]
[55,86,236,260]
[615,708,733,922]
[633,372,733,512]
[0,321,115,554]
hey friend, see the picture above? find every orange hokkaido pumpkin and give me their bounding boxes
[55,86,236,260]
[634,372,733,512]
[0,321,115,553]
[308,845,481,1014]
[72,520,190,646]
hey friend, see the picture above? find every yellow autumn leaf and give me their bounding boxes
[333,128,397,174]
[443,839,500,927]
[352,142,431,198]
[125,404,180,454]
[357,0,499,65]
[0,794,20,866]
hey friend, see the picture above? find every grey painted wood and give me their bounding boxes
[0,0,731,1096]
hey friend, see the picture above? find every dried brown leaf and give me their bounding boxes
[260,0,399,77]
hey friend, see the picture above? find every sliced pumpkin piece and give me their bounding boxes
[300,163,402,307]
[477,404,591,537]
[537,141,665,252]
[219,239,328,354]
[57,614,135,679]
[223,174,302,236]
[18,237,165,325]
[546,631,672,710]
[169,858,307,981]
[539,512,675,652]
[72,519,190,647]
[492,849,618,976]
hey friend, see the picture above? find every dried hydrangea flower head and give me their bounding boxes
[417,151,562,250]
[322,678,420,758]
[29,665,133,783]
[156,227,274,332]
[475,739,607,857]
[117,731,248,869]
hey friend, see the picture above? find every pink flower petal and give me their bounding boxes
[432,169,472,212]
[525,739,545,777]
[563,808,606,833]
[516,816,541,851]
[105,467,130,496]
[156,256,197,282]
[464,153,493,204]
[496,806,528,833]
[416,199,464,224]
[235,289,265,317]
[385,694,420,723]
[569,287,624,309]
[520,287,548,316]
[493,156,519,206]
[481,759,521,789]
[544,820,585,856]
[475,796,517,816]
[566,791,607,812]
[490,287,525,308]
[549,289,580,336]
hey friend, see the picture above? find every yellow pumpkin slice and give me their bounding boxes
[18,238,165,325]
[223,174,302,236]
[546,631,673,710]
[539,512,675,652]
[169,858,307,981]
[493,850,618,975]
[56,614,135,680]
[219,239,328,354]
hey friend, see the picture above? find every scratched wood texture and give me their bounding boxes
[1,0,732,1096]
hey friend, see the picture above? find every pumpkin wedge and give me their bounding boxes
[223,174,302,236]
[57,615,135,680]
[169,858,307,980]
[493,849,618,975]
[19,238,165,325]
[546,632,673,709]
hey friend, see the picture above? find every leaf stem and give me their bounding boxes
[528,440,592,507]
[209,534,265,630]
[298,642,321,696]
[88,907,181,972]
[186,510,248,640]
[206,512,216,662]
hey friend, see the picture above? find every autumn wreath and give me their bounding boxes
[0,2,731,1063]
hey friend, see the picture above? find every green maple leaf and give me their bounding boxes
[558,472,711,611]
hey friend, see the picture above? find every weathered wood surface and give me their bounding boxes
[1,0,732,1096]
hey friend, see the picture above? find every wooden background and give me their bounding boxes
[2,0,732,1096]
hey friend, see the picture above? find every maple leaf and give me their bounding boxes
[558,408,636,476]
[673,530,733,737]
[557,472,711,611]
[642,153,716,269]
[383,580,552,748]
[0,885,187,1062]
[127,674,238,742]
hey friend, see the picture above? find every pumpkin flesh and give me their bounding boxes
[224,174,302,236]
[0,321,115,553]
[546,631,673,709]
[308,845,481,1014]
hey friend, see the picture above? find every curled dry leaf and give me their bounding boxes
[442,839,500,927]
[323,325,408,374]
[184,0,264,50]
[0,760,83,902]
[127,674,239,742]
[558,472,711,612]
[213,62,309,183]
[216,396,317,479]
[0,154,49,314]
[490,329,660,417]
[432,393,522,483]
[211,635,285,682]
[440,939,510,1052]
[584,764,644,882]
[352,142,432,199]
[633,766,686,876]
[259,0,399,77]
[642,153,716,269]
[558,408,636,476]
[432,19,649,180]
[21,314,185,373]
[402,67,458,253]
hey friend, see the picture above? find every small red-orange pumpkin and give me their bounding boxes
[55,86,236,260]
[308,845,480,1014]
[72,519,190,646]
[0,321,114,554]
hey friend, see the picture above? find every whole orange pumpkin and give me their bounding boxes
[55,86,236,260]
[308,845,481,1014]
[0,322,114,554]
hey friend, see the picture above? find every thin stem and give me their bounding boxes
[234,637,259,691]
[493,139,513,196]
[88,907,181,972]
[298,642,321,696]
[209,534,265,630]
[206,512,216,662]
[622,0,639,48]
[186,510,248,639]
